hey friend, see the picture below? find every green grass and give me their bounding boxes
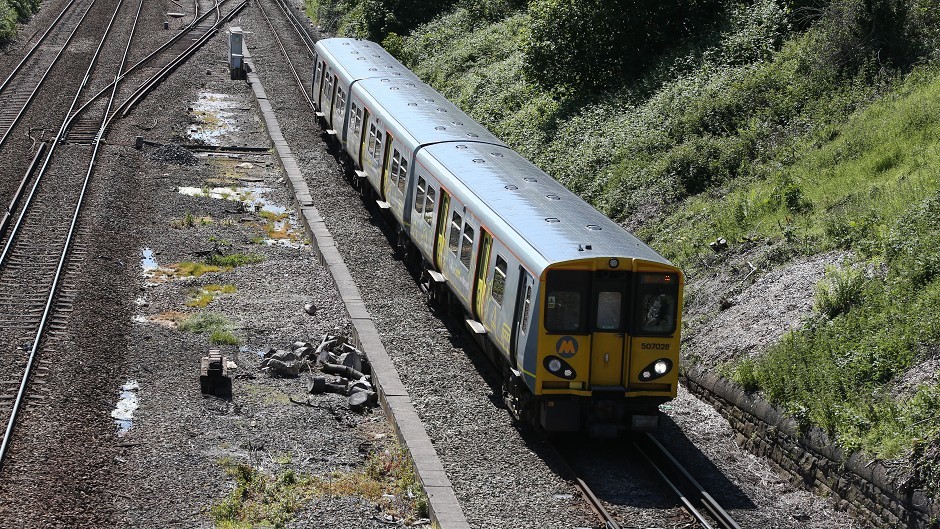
[179,312,239,345]
[186,284,237,308]
[713,72,940,458]
[210,330,240,346]
[207,253,264,267]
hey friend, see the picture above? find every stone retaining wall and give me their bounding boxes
[685,365,939,528]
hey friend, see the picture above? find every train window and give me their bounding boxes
[491,255,507,305]
[633,273,679,336]
[460,224,474,269]
[545,270,590,333]
[374,130,383,163]
[368,124,376,158]
[423,187,435,225]
[390,150,401,187]
[449,212,462,255]
[351,103,361,134]
[415,177,426,214]
[398,159,408,194]
[520,285,532,333]
[596,291,622,331]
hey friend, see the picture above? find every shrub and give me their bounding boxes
[814,265,867,318]
[523,0,723,93]
[0,2,18,43]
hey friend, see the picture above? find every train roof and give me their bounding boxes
[315,38,419,82]
[418,143,673,272]
[355,77,505,149]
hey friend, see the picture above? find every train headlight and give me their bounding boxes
[654,360,669,375]
[609,258,619,269]
[639,358,673,382]
[543,355,577,380]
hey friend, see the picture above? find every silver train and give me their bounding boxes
[312,38,684,435]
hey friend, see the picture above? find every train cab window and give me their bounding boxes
[460,224,474,268]
[448,212,462,255]
[491,255,508,305]
[398,159,408,194]
[520,285,532,333]
[596,291,622,331]
[634,273,679,336]
[390,150,401,187]
[415,177,426,214]
[423,187,435,225]
[545,270,590,333]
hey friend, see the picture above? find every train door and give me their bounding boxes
[314,60,324,108]
[358,108,370,168]
[380,134,393,199]
[473,229,493,320]
[590,271,628,387]
[327,74,338,128]
[511,269,535,368]
[433,190,451,269]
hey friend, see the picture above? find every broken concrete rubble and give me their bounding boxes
[260,335,378,412]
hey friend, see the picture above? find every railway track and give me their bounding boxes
[256,0,317,109]
[0,0,97,148]
[0,0,246,472]
[550,434,743,529]
[0,0,139,471]
[66,0,248,143]
[635,433,742,529]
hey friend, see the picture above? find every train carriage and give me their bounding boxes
[312,38,684,435]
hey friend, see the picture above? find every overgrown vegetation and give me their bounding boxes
[0,0,41,43]
[186,284,237,308]
[179,312,240,345]
[211,445,428,528]
[206,252,264,267]
[309,0,940,459]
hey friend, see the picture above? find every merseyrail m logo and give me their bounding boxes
[556,336,578,358]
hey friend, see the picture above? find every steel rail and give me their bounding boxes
[0,0,100,148]
[63,0,231,131]
[634,433,742,529]
[116,0,248,119]
[544,441,623,529]
[0,0,137,470]
[269,0,316,54]
[0,143,47,239]
[256,0,314,109]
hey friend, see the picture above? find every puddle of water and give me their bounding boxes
[141,248,158,275]
[263,237,306,249]
[112,380,140,435]
[141,248,173,285]
[178,185,283,213]
[187,92,236,145]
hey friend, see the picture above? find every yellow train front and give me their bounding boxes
[507,257,682,436]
